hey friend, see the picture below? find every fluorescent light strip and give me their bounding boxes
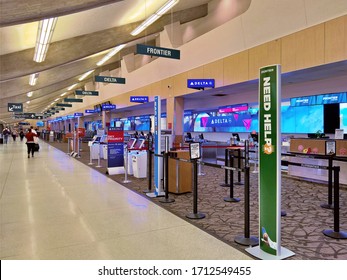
[33,17,58,63]
[27,91,33,97]
[60,92,67,96]
[29,73,39,85]
[79,70,95,81]
[96,44,126,66]
[68,84,78,90]
[130,0,179,36]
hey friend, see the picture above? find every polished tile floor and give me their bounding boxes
[0,139,251,260]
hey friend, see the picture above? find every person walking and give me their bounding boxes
[19,129,25,141]
[25,128,36,158]
[2,127,10,144]
[11,129,18,141]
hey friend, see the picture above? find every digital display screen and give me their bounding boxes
[339,103,347,133]
[281,105,323,133]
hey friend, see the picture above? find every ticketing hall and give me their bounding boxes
[1,0,347,261]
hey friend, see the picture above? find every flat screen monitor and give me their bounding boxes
[232,133,240,142]
[127,138,136,149]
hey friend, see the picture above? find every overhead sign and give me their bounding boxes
[130,96,149,103]
[187,79,215,89]
[85,109,96,114]
[64,98,83,103]
[8,103,23,112]
[14,113,44,119]
[57,103,72,107]
[136,44,180,60]
[74,112,83,117]
[95,76,126,84]
[75,90,99,96]
[102,104,116,111]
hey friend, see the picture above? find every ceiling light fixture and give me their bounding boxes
[130,0,179,36]
[26,100,31,104]
[33,17,58,63]
[54,98,60,102]
[96,44,126,66]
[67,84,78,90]
[78,70,95,81]
[29,73,39,85]
[60,92,67,96]
[27,91,33,97]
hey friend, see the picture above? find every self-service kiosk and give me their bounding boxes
[131,138,147,178]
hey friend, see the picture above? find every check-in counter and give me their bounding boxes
[168,150,192,194]
[288,138,347,184]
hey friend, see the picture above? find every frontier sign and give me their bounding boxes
[136,44,180,60]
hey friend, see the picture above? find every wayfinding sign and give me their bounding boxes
[95,76,125,84]
[8,103,23,112]
[136,44,180,60]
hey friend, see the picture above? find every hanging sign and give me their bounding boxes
[85,109,96,114]
[8,103,23,112]
[187,79,215,89]
[130,96,149,103]
[64,98,83,103]
[102,104,116,111]
[75,90,99,96]
[57,103,72,107]
[74,112,83,117]
[95,76,126,84]
[136,44,180,60]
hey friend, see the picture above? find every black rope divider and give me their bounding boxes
[234,148,244,186]
[281,152,336,210]
[323,166,347,239]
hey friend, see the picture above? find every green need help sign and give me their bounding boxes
[259,65,281,255]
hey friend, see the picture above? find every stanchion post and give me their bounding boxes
[160,137,175,203]
[198,146,205,176]
[67,138,70,155]
[220,148,230,187]
[323,166,347,239]
[186,159,205,219]
[224,149,240,203]
[88,142,93,165]
[252,144,259,174]
[123,146,131,183]
[234,149,244,185]
[234,166,259,246]
[76,136,81,158]
[321,155,334,209]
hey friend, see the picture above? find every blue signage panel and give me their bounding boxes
[85,109,96,114]
[130,96,149,103]
[102,104,116,111]
[74,112,83,117]
[95,76,126,84]
[187,79,215,89]
[107,127,124,168]
[290,96,316,106]
[8,103,23,112]
[316,92,347,104]
[136,44,180,60]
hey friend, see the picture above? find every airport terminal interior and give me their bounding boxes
[1,0,347,260]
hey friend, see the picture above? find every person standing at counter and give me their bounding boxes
[25,128,36,158]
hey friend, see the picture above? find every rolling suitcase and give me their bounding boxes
[34,143,40,151]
